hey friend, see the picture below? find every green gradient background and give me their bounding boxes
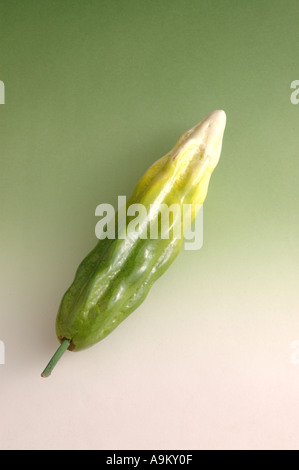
[1,0,299,450]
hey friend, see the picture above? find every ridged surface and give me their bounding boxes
[56,110,226,351]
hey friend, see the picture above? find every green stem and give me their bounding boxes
[41,339,71,378]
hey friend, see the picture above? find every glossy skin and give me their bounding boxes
[56,110,226,351]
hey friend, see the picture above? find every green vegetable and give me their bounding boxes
[41,109,226,377]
